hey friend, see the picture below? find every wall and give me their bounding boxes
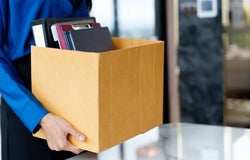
[178,0,224,125]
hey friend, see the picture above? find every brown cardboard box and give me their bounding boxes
[31,37,164,153]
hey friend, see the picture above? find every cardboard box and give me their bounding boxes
[31,37,164,153]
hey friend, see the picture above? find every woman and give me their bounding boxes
[0,0,92,159]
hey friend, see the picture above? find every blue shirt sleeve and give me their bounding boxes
[0,60,49,133]
[0,14,48,133]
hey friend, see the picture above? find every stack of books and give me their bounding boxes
[31,17,114,52]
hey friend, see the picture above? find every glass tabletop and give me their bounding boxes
[67,123,250,160]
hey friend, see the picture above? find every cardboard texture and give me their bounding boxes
[31,37,164,153]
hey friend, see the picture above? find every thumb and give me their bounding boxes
[67,125,86,142]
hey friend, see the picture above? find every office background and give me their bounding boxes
[90,0,250,127]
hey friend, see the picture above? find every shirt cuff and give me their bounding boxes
[20,100,49,133]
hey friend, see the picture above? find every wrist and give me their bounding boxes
[40,113,51,127]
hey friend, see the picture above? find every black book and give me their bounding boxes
[67,27,114,52]
[31,17,96,48]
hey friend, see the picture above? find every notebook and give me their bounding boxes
[67,27,114,52]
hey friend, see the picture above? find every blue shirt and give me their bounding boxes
[0,0,89,133]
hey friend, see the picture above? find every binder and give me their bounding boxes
[30,17,96,48]
[67,27,114,52]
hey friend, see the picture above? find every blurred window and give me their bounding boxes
[90,0,156,39]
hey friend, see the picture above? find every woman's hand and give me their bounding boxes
[40,113,86,154]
